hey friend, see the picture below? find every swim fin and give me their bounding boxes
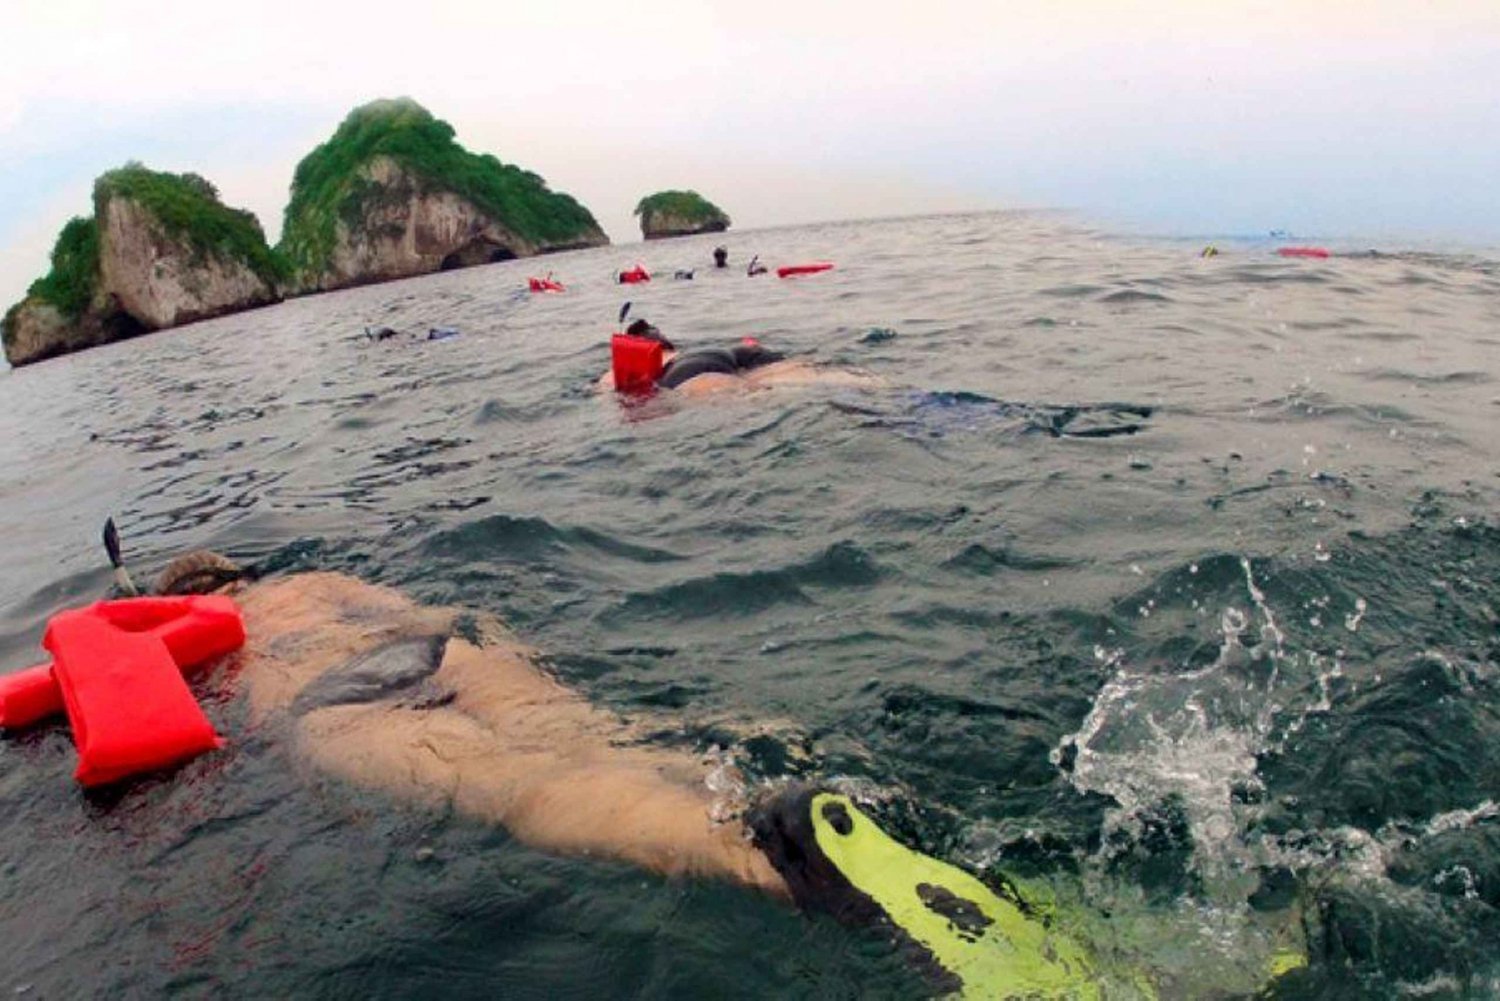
[749,787,1112,999]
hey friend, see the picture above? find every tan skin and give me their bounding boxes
[225,570,788,897]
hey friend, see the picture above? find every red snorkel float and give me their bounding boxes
[608,302,666,394]
[0,595,246,786]
[0,595,245,730]
[611,334,665,393]
[1277,247,1330,259]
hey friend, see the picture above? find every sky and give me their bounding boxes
[3,0,1499,309]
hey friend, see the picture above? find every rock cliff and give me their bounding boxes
[279,99,607,292]
[96,196,279,330]
[3,166,282,367]
[307,155,591,291]
[2,296,140,368]
[635,191,731,240]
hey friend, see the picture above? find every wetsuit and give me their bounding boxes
[657,344,786,389]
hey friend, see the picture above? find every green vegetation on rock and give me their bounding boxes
[279,98,602,280]
[5,214,100,356]
[93,163,285,286]
[21,216,101,319]
[634,190,731,230]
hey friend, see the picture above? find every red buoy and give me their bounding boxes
[611,333,666,394]
[528,277,565,293]
[618,265,651,284]
[1277,247,1330,259]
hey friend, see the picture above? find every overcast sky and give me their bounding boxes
[3,0,1499,308]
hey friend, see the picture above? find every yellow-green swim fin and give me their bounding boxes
[750,787,1114,999]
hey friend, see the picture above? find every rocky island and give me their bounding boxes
[278,99,607,293]
[3,98,610,366]
[3,165,283,367]
[635,190,731,240]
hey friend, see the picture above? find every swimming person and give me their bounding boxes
[747,254,767,277]
[597,316,883,396]
[713,246,729,268]
[29,535,1307,997]
[122,550,1146,996]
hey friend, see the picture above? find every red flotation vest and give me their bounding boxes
[1277,247,1330,259]
[777,262,834,278]
[1,595,244,732]
[611,333,665,394]
[529,277,565,293]
[618,265,651,284]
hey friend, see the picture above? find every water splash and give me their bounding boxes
[1053,556,1317,980]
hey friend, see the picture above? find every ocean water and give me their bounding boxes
[1,212,1498,998]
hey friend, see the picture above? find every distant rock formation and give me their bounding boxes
[2,166,282,367]
[635,191,731,240]
[2,99,614,366]
[278,99,608,292]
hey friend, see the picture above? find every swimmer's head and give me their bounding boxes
[156,550,248,596]
[625,318,675,351]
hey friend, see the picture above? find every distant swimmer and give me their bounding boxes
[747,254,768,277]
[713,246,729,269]
[361,325,461,344]
[598,313,881,396]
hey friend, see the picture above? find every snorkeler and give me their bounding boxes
[2,527,1312,997]
[79,544,1152,997]
[626,318,786,389]
[597,314,882,396]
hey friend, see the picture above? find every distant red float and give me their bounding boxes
[618,265,651,284]
[777,262,835,278]
[1277,247,1331,259]
[528,277,565,293]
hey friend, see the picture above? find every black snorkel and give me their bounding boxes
[618,301,675,351]
[103,517,140,597]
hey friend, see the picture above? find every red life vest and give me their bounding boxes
[777,262,834,278]
[0,595,244,730]
[611,333,665,393]
[35,596,244,786]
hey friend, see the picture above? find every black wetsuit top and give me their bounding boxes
[658,344,786,389]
